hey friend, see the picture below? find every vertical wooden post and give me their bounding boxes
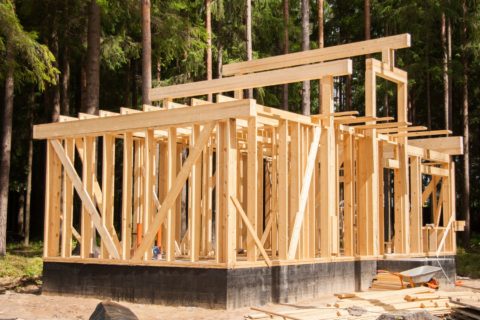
[343,133,354,256]
[257,142,264,243]
[122,132,133,259]
[61,138,74,258]
[226,119,237,265]
[247,117,258,261]
[410,156,422,254]
[216,120,237,265]
[271,127,278,259]
[394,79,410,254]
[166,128,177,261]
[190,124,202,261]
[378,142,385,255]
[320,75,336,257]
[143,129,155,260]
[44,140,62,257]
[289,122,301,259]
[358,60,379,256]
[101,134,115,259]
[81,137,94,258]
[278,120,289,260]
[216,122,225,263]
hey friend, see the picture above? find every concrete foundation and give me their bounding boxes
[43,260,376,309]
[43,257,455,309]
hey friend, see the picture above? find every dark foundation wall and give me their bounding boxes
[43,260,377,309]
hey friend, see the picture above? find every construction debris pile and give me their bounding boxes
[245,287,480,319]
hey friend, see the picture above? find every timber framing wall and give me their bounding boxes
[34,34,464,269]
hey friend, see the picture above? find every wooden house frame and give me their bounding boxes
[35,34,463,276]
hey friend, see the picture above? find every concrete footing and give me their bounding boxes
[43,260,376,309]
[42,256,456,309]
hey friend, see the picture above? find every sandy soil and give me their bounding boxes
[0,279,478,320]
[0,291,249,320]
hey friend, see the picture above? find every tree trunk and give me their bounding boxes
[24,88,34,247]
[246,0,253,98]
[217,44,223,80]
[461,0,470,246]
[447,12,453,131]
[365,0,371,40]
[60,46,70,115]
[17,193,25,237]
[50,31,61,122]
[141,0,152,105]
[317,0,323,112]
[0,43,15,256]
[282,0,289,110]
[206,0,213,101]
[301,0,310,115]
[441,11,449,131]
[84,0,101,114]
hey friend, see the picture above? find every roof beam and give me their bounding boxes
[222,34,410,76]
[149,59,352,101]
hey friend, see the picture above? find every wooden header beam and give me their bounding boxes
[149,59,352,101]
[33,100,255,140]
[408,136,464,155]
[222,34,410,76]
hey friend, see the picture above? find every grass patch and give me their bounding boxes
[456,234,480,279]
[0,242,43,278]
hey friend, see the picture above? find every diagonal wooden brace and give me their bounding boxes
[132,122,216,260]
[288,126,321,260]
[50,139,121,259]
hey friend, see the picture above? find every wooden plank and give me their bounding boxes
[166,128,177,262]
[394,75,410,255]
[247,117,258,261]
[289,122,301,259]
[353,121,411,130]
[80,137,94,259]
[369,58,408,83]
[223,34,410,76]
[231,197,271,267]
[190,124,202,262]
[143,129,155,260]
[277,120,289,260]
[410,156,422,253]
[287,127,321,260]
[377,126,427,134]
[50,139,120,259]
[390,130,452,138]
[101,134,116,258]
[121,132,133,259]
[421,165,449,177]
[44,141,61,257]
[149,60,352,100]
[215,123,226,263]
[343,133,354,256]
[320,76,336,257]
[34,100,254,139]
[61,138,74,258]
[132,122,215,260]
[225,119,237,265]
[409,136,463,155]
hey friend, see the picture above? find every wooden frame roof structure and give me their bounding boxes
[34,34,463,269]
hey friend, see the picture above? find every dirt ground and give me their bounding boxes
[0,279,478,320]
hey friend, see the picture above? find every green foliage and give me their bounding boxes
[0,1,58,90]
[0,242,43,278]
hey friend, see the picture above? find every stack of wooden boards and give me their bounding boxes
[245,287,480,319]
[370,271,406,290]
[450,295,480,319]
